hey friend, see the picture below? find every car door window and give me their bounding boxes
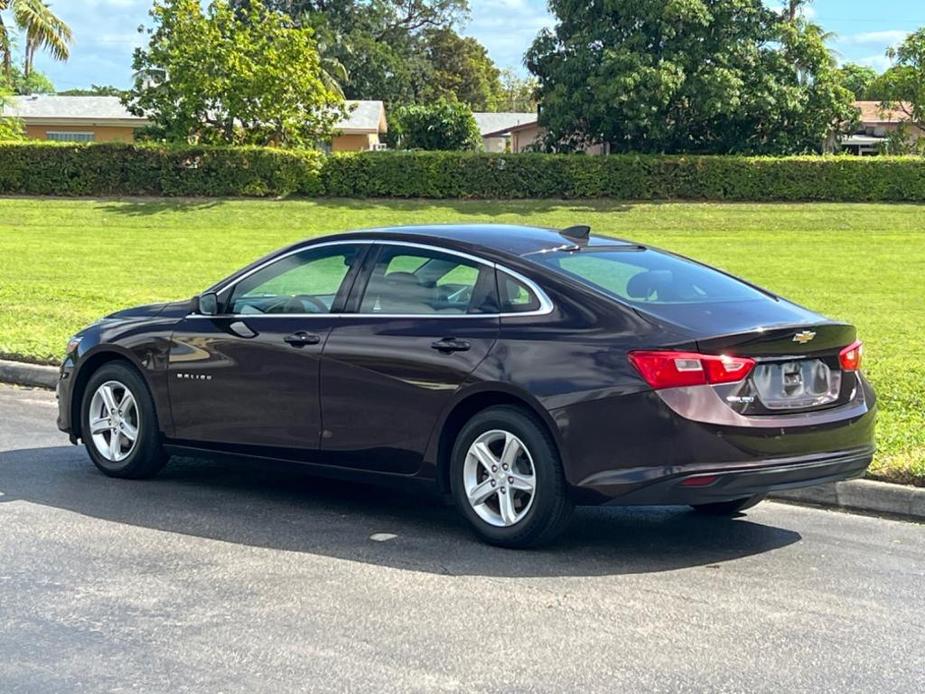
[359,247,491,315]
[229,245,363,315]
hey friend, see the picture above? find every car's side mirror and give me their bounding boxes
[197,292,219,316]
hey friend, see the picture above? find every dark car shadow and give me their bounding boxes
[0,446,801,577]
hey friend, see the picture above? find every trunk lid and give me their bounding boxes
[696,322,858,415]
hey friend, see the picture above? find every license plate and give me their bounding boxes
[750,359,841,410]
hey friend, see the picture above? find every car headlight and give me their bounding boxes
[66,336,82,355]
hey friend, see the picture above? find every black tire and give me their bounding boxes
[690,494,765,517]
[450,405,573,548]
[80,361,168,479]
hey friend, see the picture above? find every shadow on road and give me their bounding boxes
[0,445,801,577]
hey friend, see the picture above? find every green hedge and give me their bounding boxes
[3,143,925,200]
[0,142,324,197]
[323,151,925,201]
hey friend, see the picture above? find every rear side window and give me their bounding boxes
[498,272,541,313]
[359,246,493,315]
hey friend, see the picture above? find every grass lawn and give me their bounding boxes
[1,197,922,486]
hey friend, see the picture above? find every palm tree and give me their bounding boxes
[0,0,72,82]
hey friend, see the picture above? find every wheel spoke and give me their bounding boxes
[89,416,109,434]
[500,433,522,466]
[498,489,518,525]
[99,384,117,413]
[470,441,497,474]
[118,389,135,414]
[508,471,534,493]
[121,421,138,442]
[467,479,496,506]
[108,430,122,459]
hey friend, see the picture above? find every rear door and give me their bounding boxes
[319,243,500,473]
[168,243,367,449]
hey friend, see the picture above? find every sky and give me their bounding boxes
[19,0,925,92]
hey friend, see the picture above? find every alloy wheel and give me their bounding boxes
[463,429,537,527]
[88,380,139,463]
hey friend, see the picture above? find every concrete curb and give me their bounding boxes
[770,479,925,521]
[0,359,58,389]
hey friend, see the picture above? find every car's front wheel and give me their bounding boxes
[80,361,168,479]
[450,406,573,548]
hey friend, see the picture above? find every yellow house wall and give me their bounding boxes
[24,124,139,143]
[332,133,379,152]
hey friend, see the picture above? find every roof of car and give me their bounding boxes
[335,224,638,257]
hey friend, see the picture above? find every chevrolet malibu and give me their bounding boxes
[57,224,876,547]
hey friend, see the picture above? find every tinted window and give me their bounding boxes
[498,272,541,313]
[360,247,489,315]
[229,245,362,314]
[534,248,774,324]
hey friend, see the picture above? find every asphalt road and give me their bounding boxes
[0,384,922,693]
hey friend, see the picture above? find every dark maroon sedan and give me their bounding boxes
[57,224,875,547]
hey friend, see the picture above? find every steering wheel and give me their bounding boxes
[293,294,330,313]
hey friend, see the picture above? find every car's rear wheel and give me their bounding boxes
[80,361,168,479]
[450,406,573,548]
[690,494,765,516]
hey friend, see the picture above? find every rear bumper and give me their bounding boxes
[576,447,874,506]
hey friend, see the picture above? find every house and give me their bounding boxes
[332,100,387,152]
[2,95,388,152]
[840,101,923,155]
[2,95,149,142]
[473,112,538,152]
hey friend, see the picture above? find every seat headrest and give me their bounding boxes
[626,270,673,300]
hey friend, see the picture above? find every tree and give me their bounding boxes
[421,27,501,110]
[526,0,855,154]
[490,69,537,112]
[387,97,480,150]
[835,63,879,100]
[59,84,125,97]
[0,0,72,81]
[244,0,494,107]
[0,84,22,139]
[877,29,925,125]
[126,0,345,147]
[3,63,52,93]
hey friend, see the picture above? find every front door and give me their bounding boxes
[320,243,499,473]
[168,243,366,451]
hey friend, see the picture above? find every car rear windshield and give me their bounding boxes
[533,247,775,317]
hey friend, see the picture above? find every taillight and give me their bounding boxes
[628,351,756,389]
[839,340,863,371]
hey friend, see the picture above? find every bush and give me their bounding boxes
[0,142,324,197]
[323,151,925,201]
[386,99,481,151]
[3,143,925,201]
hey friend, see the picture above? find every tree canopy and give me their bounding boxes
[0,0,72,82]
[0,83,22,140]
[236,0,505,109]
[526,0,855,154]
[835,63,880,101]
[876,29,925,125]
[126,0,345,147]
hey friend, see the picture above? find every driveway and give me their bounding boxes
[0,384,922,692]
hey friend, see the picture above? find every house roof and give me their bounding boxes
[473,112,537,137]
[2,95,147,125]
[854,101,913,124]
[337,100,387,134]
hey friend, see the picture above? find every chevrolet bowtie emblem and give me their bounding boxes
[792,330,816,344]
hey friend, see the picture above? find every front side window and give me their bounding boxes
[228,245,363,314]
[359,246,490,315]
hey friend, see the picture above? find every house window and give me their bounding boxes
[46,131,95,142]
